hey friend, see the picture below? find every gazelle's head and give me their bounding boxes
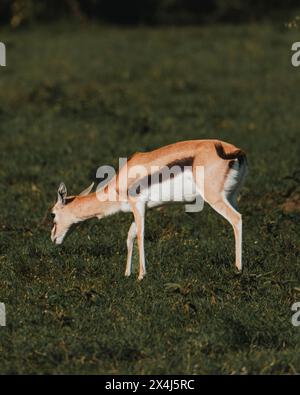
[50,182,94,245]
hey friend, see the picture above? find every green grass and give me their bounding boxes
[0,22,300,374]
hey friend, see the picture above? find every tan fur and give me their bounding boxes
[115,139,239,193]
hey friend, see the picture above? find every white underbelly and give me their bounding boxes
[142,170,198,208]
[119,170,202,212]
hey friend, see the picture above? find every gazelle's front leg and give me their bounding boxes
[125,222,137,277]
[130,201,146,280]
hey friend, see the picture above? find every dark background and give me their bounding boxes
[0,0,300,27]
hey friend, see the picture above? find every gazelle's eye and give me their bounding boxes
[51,213,55,220]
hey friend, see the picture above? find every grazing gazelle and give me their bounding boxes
[50,139,247,280]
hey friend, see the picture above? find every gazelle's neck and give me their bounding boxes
[69,192,122,221]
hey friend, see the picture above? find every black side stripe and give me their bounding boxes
[128,156,194,197]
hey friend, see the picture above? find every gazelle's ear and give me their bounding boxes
[57,182,67,204]
[78,182,94,196]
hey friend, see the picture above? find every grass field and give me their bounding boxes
[0,22,300,374]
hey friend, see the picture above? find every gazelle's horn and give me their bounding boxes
[78,182,94,196]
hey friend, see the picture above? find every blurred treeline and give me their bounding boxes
[0,0,299,27]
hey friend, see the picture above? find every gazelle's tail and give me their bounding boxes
[214,142,247,164]
[215,142,248,209]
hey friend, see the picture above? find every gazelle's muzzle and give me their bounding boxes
[51,224,67,245]
[51,224,57,242]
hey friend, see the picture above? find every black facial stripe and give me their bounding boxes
[65,196,76,205]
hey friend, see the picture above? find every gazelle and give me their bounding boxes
[50,139,247,280]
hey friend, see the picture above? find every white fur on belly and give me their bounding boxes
[141,169,198,208]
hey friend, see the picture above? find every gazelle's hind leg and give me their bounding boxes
[208,198,242,271]
[192,157,244,271]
